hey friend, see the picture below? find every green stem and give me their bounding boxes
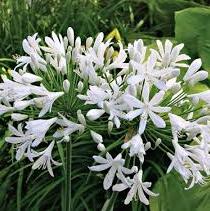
[65,141,72,211]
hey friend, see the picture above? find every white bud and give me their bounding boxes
[67,27,74,46]
[33,98,44,108]
[66,51,72,63]
[86,109,105,121]
[63,135,70,142]
[97,143,106,152]
[121,142,130,149]
[155,138,161,148]
[144,142,151,151]
[11,113,28,121]
[77,110,86,126]
[187,112,193,120]
[14,100,34,110]
[63,79,70,93]
[131,166,138,173]
[22,73,42,84]
[77,81,84,93]
[75,37,81,49]
[108,121,113,133]
[90,130,103,143]
[86,37,93,49]
[93,32,104,50]
[63,36,69,50]
[106,47,114,60]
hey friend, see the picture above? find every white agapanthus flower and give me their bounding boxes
[4,27,210,206]
[113,170,159,205]
[151,39,190,68]
[125,87,171,134]
[32,141,62,177]
[89,152,134,190]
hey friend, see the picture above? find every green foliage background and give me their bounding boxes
[0,0,210,210]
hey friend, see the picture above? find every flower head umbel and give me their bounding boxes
[3,27,210,206]
[32,141,62,177]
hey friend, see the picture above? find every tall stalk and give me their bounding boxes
[65,140,72,211]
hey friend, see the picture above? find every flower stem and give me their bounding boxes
[65,140,72,211]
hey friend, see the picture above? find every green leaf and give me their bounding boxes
[175,7,210,71]
[150,172,210,211]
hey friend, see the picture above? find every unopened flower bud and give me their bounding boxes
[75,37,81,49]
[131,166,138,173]
[97,143,106,152]
[77,81,84,93]
[86,37,93,49]
[108,121,113,133]
[90,130,103,143]
[77,110,86,126]
[144,142,151,151]
[11,113,28,121]
[63,135,70,142]
[63,79,70,93]
[155,138,161,148]
[67,27,74,46]
[63,36,69,50]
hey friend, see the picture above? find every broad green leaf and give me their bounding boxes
[150,172,210,211]
[175,7,210,71]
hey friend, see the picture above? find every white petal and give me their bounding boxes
[112,183,128,192]
[126,109,143,121]
[124,185,137,205]
[89,163,110,172]
[137,186,149,205]
[138,112,148,134]
[184,58,202,81]
[124,95,143,108]
[149,111,166,128]
[93,155,107,164]
[150,91,165,105]
[103,166,117,190]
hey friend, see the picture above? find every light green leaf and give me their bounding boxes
[175,7,210,71]
[150,172,210,211]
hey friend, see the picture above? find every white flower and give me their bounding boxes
[53,114,84,138]
[42,32,65,57]
[33,90,64,117]
[6,124,36,161]
[113,170,159,205]
[78,86,109,107]
[89,153,134,190]
[11,70,42,84]
[128,39,146,64]
[128,52,166,90]
[125,87,171,134]
[121,134,146,163]
[32,141,62,177]
[152,39,190,68]
[183,58,208,85]
[90,130,103,143]
[16,35,47,71]
[167,137,206,189]
[25,117,57,147]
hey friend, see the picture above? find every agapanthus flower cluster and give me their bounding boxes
[2,27,210,205]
